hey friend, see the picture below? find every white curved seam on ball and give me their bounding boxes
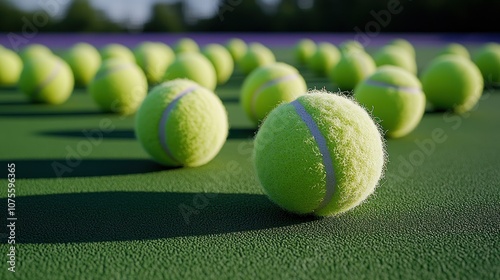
[251,73,299,121]
[365,79,422,94]
[93,63,135,82]
[34,59,62,97]
[291,100,336,212]
[158,85,198,164]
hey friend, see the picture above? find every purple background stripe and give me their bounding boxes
[1,33,499,50]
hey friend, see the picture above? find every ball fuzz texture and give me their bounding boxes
[135,79,228,167]
[19,55,74,104]
[241,63,307,124]
[354,66,426,138]
[163,52,217,91]
[89,59,148,115]
[421,55,483,114]
[254,91,385,217]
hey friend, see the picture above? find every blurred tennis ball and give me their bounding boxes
[134,42,174,85]
[239,43,276,75]
[329,51,376,90]
[0,48,23,87]
[64,43,102,87]
[163,52,217,91]
[203,44,234,85]
[308,42,340,76]
[100,44,135,63]
[373,45,417,74]
[473,43,500,86]
[19,55,74,104]
[174,38,199,54]
[294,39,316,65]
[89,59,148,115]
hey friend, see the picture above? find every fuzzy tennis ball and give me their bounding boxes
[421,55,483,114]
[174,38,199,54]
[254,91,385,217]
[134,42,174,85]
[339,40,364,55]
[373,45,417,74]
[19,55,74,104]
[64,43,101,87]
[163,52,217,91]
[308,42,340,76]
[100,44,135,63]
[241,62,307,124]
[239,43,276,75]
[202,44,234,85]
[89,59,147,115]
[0,48,23,87]
[388,39,416,58]
[20,44,53,62]
[438,43,470,59]
[329,51,376,90]
[354,66,425,138]
[294,39,316,65]
[473,43,500,86]
[226,38,247,63]
[135,79,228,167]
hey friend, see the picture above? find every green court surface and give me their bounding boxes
[1,46,499,280]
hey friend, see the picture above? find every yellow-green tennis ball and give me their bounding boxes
[421,55,483,114]
[64,43,101,87]
[239,43,276,75]
[135,79,228,167]
[339,40,364,55]
[19,55,74,104]
[388,38,416,58]
[308,42,340,76]
[100,44,135,63]
[241,62,307,124]
[354,66,425,138]
[226,38,247,63]
[20,44,53,62]
[134,42,174,85]
[254,91,385,217]
[438,43,470,59]
[89,59,147,115]
[163,52,217,91]
[473,43,500,86]
[174,38,199,54]
[0,48,23,87]
[294,39,316,65]
[202,44,234,85]
[374,45,417,74]
[329,51,376,90]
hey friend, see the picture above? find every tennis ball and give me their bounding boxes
[100,44,135,63]
[163,52,217,91]
[388,39,416,58]
[239,43,276,75]
[339,40,364,55]
[0,48,23,87]
[174,38,199,54]
[20,44,53,62]
[89,59,148,115]
[226,38,247,63]
[438,43,470,59]
[64,43,101,87]
[308,42,340,76]
[329,51,376,90]
[135,79,228,167]
[202,44,234,85]
[241,63,307,124]
[19,55,74,104]
[254,91,385,217]
[373,45,417,74]
[354,66,425,138]
[134,42,174,85]
[421,55,483,114]
[294,39,316,65]
[473,43,500,86]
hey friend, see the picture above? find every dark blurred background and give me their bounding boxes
[0,0,499,33]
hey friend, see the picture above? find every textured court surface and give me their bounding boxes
[0,35,499,279]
